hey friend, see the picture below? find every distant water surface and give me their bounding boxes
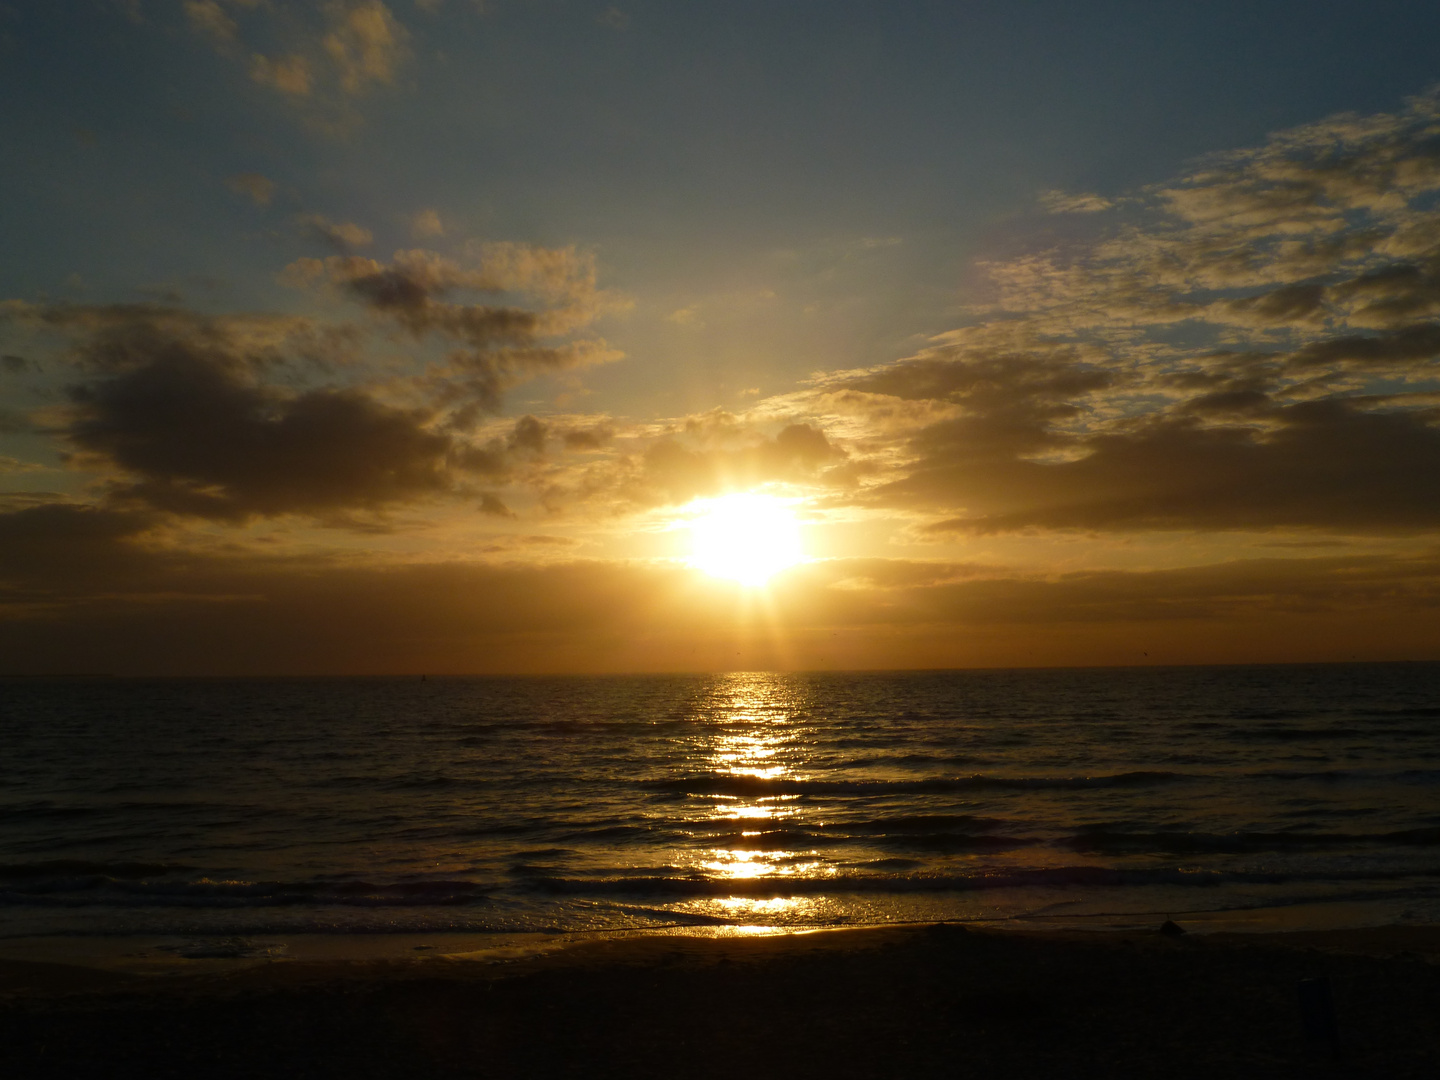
[2,665,1439,937]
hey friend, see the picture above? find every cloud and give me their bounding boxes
[321,0,408,94]
[907,398,1440,534]
[442,405,861,516]
[250,53,313,96]
[638,422,846,504]
[66,354,453,522]
[187,0,409,104]
[478,491,515,517]
[1038,190,1113,214]
[183,0,237,46]
[0,407,32,435]
[297,213,374,250]
[7,301,337,371]
[561,423,612,450]
[800,92,1440,537]
[227,172,276,207]
[411,208,444,239]
[284,245,628,410]
[0,503,160,597]
[507,414,547,454]
[10,304,460,522]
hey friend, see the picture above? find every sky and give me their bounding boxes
[5,1,1440,674]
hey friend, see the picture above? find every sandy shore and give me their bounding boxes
[2,922,1438,1078]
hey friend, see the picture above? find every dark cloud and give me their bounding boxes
[297,214,373,251]
[816,348,1120,488]
[507,415,547,454]
[14,305,458,521]
[12,302,332,372]
[1215,282,1327,327]
[904,397,1440,534]
[478,492,515,518]
[67,359,452,520]
[0,409,33,434]
[3,354,33,373]
[641,423,846,504]
[562,424,612,451]
[1326,258,1440,328]
[1286,323,1440,369]
[11,299,634,521]
[284,247,626,411]
[452,440,511,478]
[335,261,536,341]
[0,503,158,598]
[445,418,557,482]
[0,501,152,552]
[844,351,1113,404]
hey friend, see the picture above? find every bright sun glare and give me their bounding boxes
[689,493,805,586]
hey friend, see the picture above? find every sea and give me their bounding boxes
[3,664,1440,941]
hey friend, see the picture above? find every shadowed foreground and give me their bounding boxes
[2,925,1439,1078]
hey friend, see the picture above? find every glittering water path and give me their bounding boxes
[3,665,1439,936]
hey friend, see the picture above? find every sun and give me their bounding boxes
[689,493,805,586]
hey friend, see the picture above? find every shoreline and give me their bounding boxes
[7,917,1440,983]
[3,921,1438,1077]
[2,892,1436,980]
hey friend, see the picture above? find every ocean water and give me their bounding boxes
[2,664,1440,939]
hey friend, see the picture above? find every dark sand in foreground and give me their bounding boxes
[3,924,1439,1078]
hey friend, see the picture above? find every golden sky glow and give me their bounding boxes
[3,5,1440,672]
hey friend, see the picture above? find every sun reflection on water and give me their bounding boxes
[726,805,779,820]
[676,673,820,912]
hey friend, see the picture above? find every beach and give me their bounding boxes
[3,922,1439,1078]
[6,671,1439,1076]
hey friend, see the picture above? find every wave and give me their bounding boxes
[873,833,1032,853]
[835,813,1008,833]
[1063,827,1440,855]
[1229,725,1435,742]
[8,854,1437,912]
[1245,768,1440,784]
[0,871,496,908]
[686,828,853,850]
[642,771,1190,797]
[833,753,984,769]
[0,803,105,820]
[0,860,194,880]
[686,827,1032,853]
[14,863,1436,911]
[1231,709,1310,721]
[554,824,657,842]
[526,864,1440,898]
[524,808,1042,855]
[1231,728,1371,742]
[0,800,237,820]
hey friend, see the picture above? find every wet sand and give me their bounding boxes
[2,923,1438,1078]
